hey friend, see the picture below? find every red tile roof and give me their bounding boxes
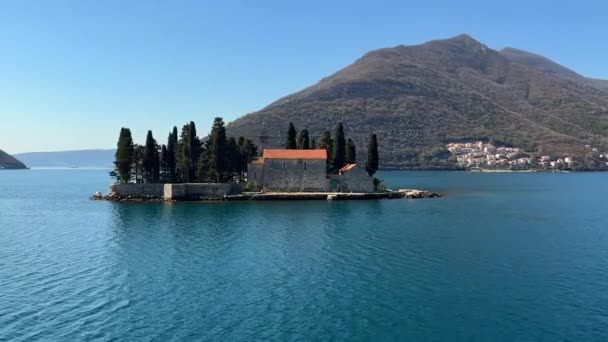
[263,149,327,160]
[338,163,357,173]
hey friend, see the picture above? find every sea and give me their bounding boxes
[1,169,607,341]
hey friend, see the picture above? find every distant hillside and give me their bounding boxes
[14,149,115,168]
[227,34,608,169]
[0,150,27,169]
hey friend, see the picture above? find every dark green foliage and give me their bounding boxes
[159,144,169,183]
[188,121,203,181]
[209,117,227,182]
[227,137,239,177]
[177,122,201,182]
[132,144,145,183]
[332,123,346,171]
[197,118,258,182]
[199,117,228,182]
[297,129,310,149]
[238,136,259,165]
[373,177,386,192]
[319,130,333,173]
[197,141,212,182]
[111,118,260,184]
[166,127,178,182]
[142,130,160,183]
[177,124,190,182]
[286,122,297,149]
[345,139,356,164]
[113,127,134,183]
[365,133,379,176]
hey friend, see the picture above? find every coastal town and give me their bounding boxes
[446,141,608,171]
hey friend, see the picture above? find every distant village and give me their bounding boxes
[446,141,608,171]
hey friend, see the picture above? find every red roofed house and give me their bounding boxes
[247,149,329,192]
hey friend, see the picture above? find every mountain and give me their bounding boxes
[227,34,608,169]
[499,47,608,92]
[14,149,115,168]
[0,150,27,169]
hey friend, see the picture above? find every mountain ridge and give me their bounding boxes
[227,34,608,168]
[14,149,115,168]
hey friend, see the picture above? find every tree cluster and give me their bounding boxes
[112,117,258,184]
[283,122,379,175]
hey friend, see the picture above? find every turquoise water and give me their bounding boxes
[1,170,608,341]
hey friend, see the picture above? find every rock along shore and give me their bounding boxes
[92,189,441,202]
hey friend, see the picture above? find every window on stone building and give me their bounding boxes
[304,162,307,170]
[283,162,286,169]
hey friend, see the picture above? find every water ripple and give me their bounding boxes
[2,170,608,340]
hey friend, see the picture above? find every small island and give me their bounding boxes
[95,119,440,202]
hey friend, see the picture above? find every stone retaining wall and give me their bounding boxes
[109,183,165,198]
[164,183,243,200]
[109,183,242,200]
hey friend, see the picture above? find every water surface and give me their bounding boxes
[1,170,607,341]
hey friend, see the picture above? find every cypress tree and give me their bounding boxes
[143,130,159,183]
[188,121,202,181]
[345,138,356,164]
[206,117,228,182]
[113,127,134,183]
[237,136,258,179]
[171,126,178,180]
[237,136,247,176]
[227,137,239,180]
[365,133,379,176]
[286,122,297,149]
[311,138,316,149]
[197,140,212,182]
[297,129,310,149]
[177,124,192,182]
[319,130,333,173]
[133,144,145,183]
[177,122,201,182]
[159,144,169,183]
[332,123,346,171]
[189,121,202,169]
[166,127,178,182]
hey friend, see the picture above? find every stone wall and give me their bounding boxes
[110,183,242,200]
[109,183,165,198]
[339,167,374,193]
[246,163,263,191]
[164,183,242,200]
[262,158,328,192]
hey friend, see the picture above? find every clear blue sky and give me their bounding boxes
[1,0,607,154]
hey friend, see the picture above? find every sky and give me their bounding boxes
[1,0,607,154]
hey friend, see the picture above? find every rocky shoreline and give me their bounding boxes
[92,189,442,202]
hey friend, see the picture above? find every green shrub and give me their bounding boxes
[373,177,387,192]
[243,181,258,192]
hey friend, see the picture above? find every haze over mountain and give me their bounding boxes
[227,34,608,168]
[0,150,27,169]
[14,149,115,168]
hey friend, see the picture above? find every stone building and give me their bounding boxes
[247,157,264,188]
[247,149,329,192]
[335,164,374,193]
